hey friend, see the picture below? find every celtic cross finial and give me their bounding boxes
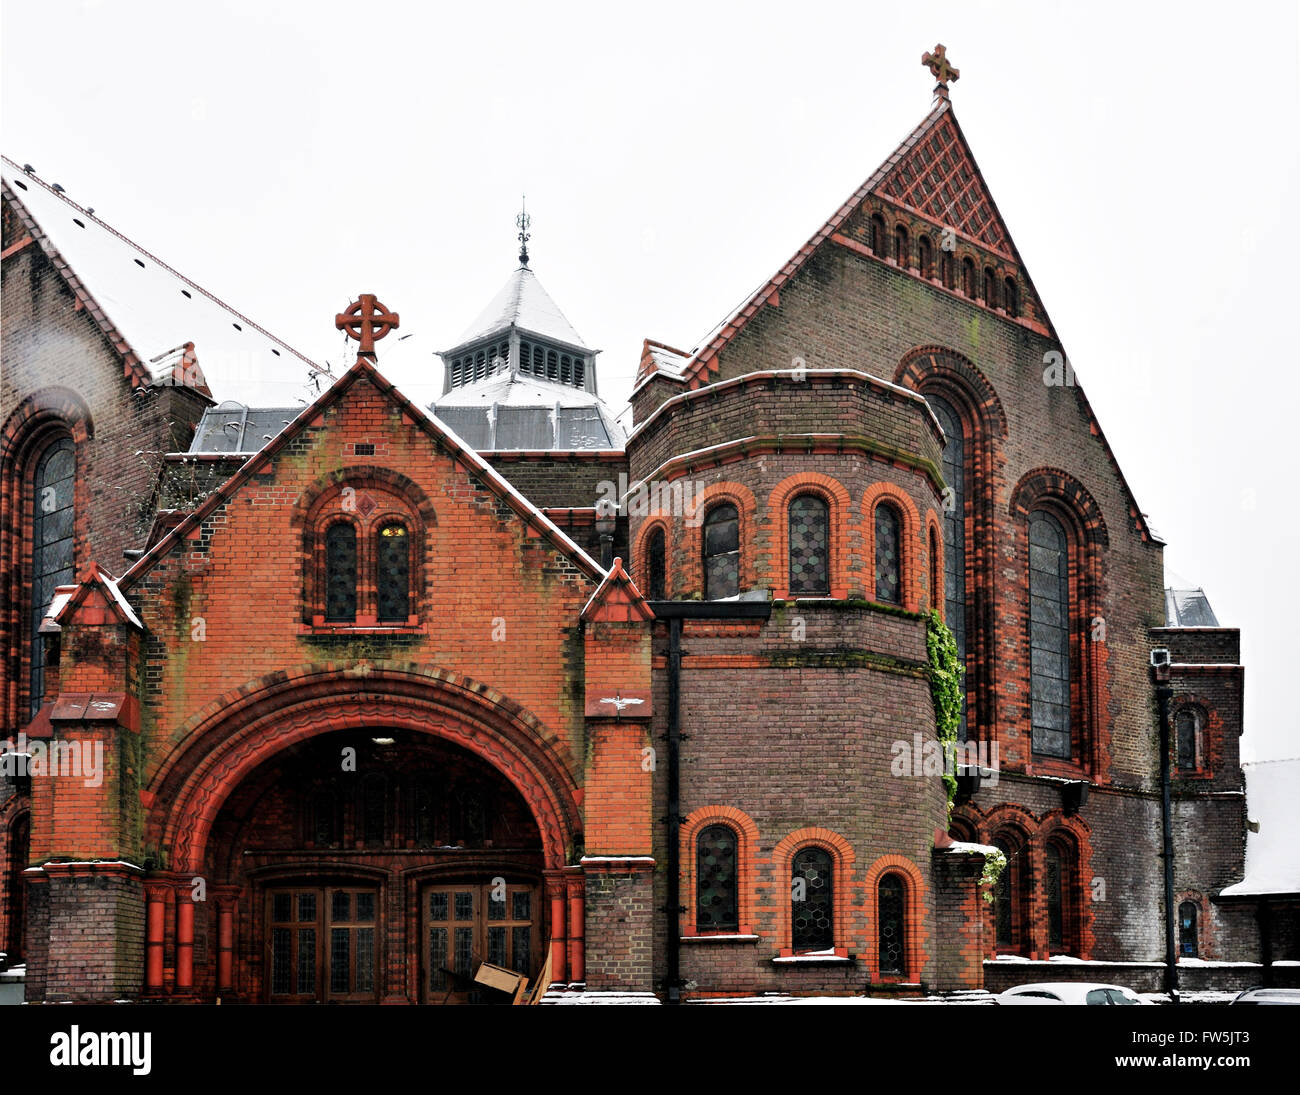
[335,294,400,362]
[922,44,960,100]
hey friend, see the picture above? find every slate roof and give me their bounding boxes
[1164,588,1221,628]
[431,372,625,451]
[448,264,588,354]
[1,156,331,407]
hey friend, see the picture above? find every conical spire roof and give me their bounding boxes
[448,265,587,353]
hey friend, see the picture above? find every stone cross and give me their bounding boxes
[922,44,960,99]
[335,294,400,360]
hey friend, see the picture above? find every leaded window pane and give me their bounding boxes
[512,891,530,921]
[273,893,291,923]
[1176,710,1198,769]
[355,927,374,993]
[1029,512,1071,758]
[429,892,448,921]
[647,527,666,600]
[488,925,507,966]
[878,875,905,974]
[1046,844,1063,948]
[703,504,739,600]
[325,523,357,622]
[296,928,315,994]
[31,438,75,715]
[696,824,739,931]
[330,928,350,993]
[874,504,901,604]
[454,891,474,920]
[488,889,506,920]
[377,523,410,621]
[429,928,448,991]
[271,928,291,995]
[331,891,350,923]
[453,927,474,976]
[1179,901,1198,957]
[788,495,829,594]
[928,396,967,740]
[297,893,316,923]
[791,847,833,950]
[355,892,375,922]
[511,927,531,974]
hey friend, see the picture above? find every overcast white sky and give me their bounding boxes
[3,1,1298,778]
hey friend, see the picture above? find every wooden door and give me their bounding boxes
[422,882,539,1004]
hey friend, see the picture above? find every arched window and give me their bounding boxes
[645,526,666,600]
[696,825,739,931]
[939,251,954,289]
[918,235,933,279]
[5,812,30,963]
[324,523,358,622]
[928,524,940,612]
[991,832,1029,954]
[703,503,740,600]
[788,494,829,595]
[791,847,833,951]
[874,503,901,604]
[1004,277,1019,317]
[1179,900,1199,957]
[878,874,906,975]
[870,213,887,255]
[31,437,75,715]
[928,395,968,740]
[961,257,976,298]
[894,224,910,267]
[1029,511,1071,758]
[983,267,998,307]
[1175,707,1203,771]
[376,522,410,621]
[1045,837,1078,954]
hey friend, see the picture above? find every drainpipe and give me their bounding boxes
[650,598,772,1006]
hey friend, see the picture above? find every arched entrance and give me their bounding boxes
[145,666,583,1004]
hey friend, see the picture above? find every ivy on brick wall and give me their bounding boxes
[926,608,964,807]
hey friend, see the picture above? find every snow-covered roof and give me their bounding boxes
[1219,759,1300,898]
[431,371,626,451]
[188,405,304,453]
[2,157,331,406]
[1164,587,1220,628]
[448,265,588,353]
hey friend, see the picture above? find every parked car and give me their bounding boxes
[995,982,1149,1005]
[1230,987,1300,1004]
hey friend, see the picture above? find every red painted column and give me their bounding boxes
[565,867,585,984]
[545,872,568,984]
[175,893,194,991]
[144,883,167,991]
[217,901,234,993]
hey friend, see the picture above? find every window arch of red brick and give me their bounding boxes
[1034,811,1095,960]
[295,470,435,628]
[771,827,856,957]
[0,798,30,965]
[0,388,94,730]
[863,854,928,983]
[766,473,851,599]
[680,806,760,937]
[1175,889,1215,960]
[1009,469,1110,778]
[925,511,944,616]
[895,348,1008,750]
[681,481,758,599]
[632,517,671,599]
[146,664,582,874]
[983,814,1036,958]
[1170,696,1221,779]
[860,482,923,611]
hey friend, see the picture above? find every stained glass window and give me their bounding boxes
[874,504,901,604]
[1046,843,1065,950]
[696,825,739,931]
[1176,709,1200,770]
[377,523,409,621]
[878,874,905,975]
[1029,511,1071,758]
[792,847,833,951]
[1179,901,1198,957]
[31,437,74,716]
[325,522,357,622]
[928,395,967,740]
[703,503,740,600]
[646,526,666,600]
[789,495,829,595]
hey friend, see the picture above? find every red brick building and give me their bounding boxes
[0,54,1267,1003]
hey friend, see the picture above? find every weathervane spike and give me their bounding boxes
[516,196,532,266]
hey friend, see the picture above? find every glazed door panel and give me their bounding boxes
[422,882,538,1004]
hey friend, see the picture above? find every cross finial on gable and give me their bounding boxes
[335,294,400,362]
[922,43,960,100]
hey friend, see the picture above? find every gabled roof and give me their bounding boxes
[580,557,654,624]
[636,101,1051,391]
[120,354,609,592]
[1,156,331,406]
[52,563,143,630]
[448,265,589,354]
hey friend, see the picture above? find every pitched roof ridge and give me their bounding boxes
[1,155,329,382]
[662,102,951,389]
[580,556,654,623]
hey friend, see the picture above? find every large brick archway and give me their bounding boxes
[147,664,582,874]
